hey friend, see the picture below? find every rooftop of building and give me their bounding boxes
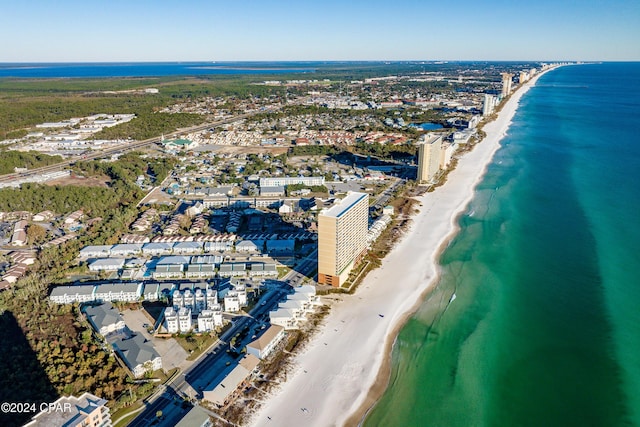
[175,406,211,427]
[246,324,285,352]
[203,354,259,406]
[50,284,96,297]
[113,334,160,369]
[418,134,443,145]
[84,302,122,330]
[24,392,108,427]
[94,282,141,294]
[320,191,368,218]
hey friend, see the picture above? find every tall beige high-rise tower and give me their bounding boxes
[317,192,369,287]
[501,72,514,97]
[416,134,443,183]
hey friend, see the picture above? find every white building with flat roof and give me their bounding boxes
[178,307,192,332]
[224,294,240,312]
[197,306,223,332]
[165,307,179,333]
[165,306,192,333]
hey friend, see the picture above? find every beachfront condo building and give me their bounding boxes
[318,192,369,287]
[417,134,443,183]
[501,72,514,97]
[483,94,498,116]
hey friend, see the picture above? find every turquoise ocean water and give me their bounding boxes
[365,63,640,427]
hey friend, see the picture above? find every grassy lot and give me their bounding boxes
[174,333,219,361]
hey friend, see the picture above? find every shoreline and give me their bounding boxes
[345,70,550,426]
[248,69,554,427]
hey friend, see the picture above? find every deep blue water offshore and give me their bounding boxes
[0,62,316,78]
[365,63,640,427]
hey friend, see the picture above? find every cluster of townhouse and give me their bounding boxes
[84,301,162,378]
[130,208,158,232]
[41,232,77,248]
[49,278,249,322]
[9,219,27,246]
[50,282,149,304]
[63,209,85,229]
[190,213,209,234]
[199,284,321,409]
[78,241,279,280]
[268,285,319,330]
[163,282,243,333]
[0,210,81,290]
[367,213,393,244]
[0,250,36,290]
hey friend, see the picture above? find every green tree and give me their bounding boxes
[26,224,47,244]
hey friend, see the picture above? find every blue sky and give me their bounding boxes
[1,0,638,61]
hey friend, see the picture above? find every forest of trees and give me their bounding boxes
[0,153,174,246]
[0,244,142,427]
[0,152,175,425]
[0,150,63,175]
[0,76,284,140]
[352,141,417,159]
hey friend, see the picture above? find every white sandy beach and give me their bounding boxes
[249,71,549,427]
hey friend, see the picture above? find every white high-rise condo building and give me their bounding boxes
[483,94,498,116]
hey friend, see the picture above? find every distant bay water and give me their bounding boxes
[411,122,444,131]
[365,63,640,427]
[0,62,316,78]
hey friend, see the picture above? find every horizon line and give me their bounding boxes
[0,60,615,65]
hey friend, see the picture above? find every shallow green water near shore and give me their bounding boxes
[364,63,640,427]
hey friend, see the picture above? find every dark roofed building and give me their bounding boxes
[84,302,125,338]
[112,335,162,378]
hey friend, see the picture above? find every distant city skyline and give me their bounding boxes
[2,0,639,62]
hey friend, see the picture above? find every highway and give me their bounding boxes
[128,253,318,426]
[371,177,405,212]
[0,112,257,184]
